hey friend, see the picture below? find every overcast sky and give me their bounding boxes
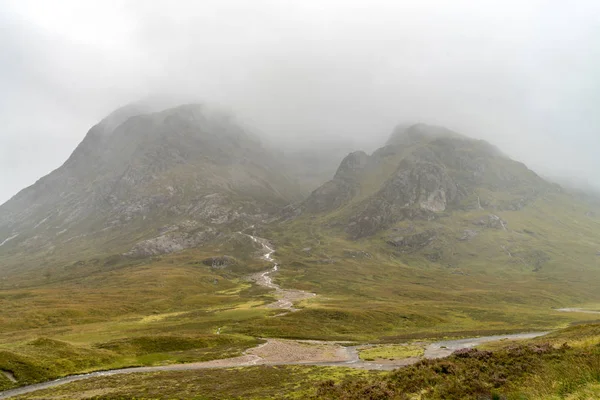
[2,0,600,203]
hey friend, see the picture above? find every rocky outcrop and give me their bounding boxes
[386,230,437,252]
[347,159,460,238]
[348,199,434,239]
[333,151,369,180]
[473,214,508,230]
[378,160,461,212]
[201,255,237,269]
[458,229,479,241]
[124,228,220,257]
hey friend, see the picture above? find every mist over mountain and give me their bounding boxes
[3,1,600,204]
[0,104,311,270]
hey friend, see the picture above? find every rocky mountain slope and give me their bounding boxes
[303,123,554,238]
[0,104,308,271]
[270,123,600,299]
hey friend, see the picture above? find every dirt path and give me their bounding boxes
[240,232,316,313]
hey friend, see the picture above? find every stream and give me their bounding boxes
[240,232,316,313]
[556,308,600,314]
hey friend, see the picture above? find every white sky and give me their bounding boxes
[2,0,600,203]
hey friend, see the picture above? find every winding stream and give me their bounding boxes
[241,232,316,312]
[556,308,600,314]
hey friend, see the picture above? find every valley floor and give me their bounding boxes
[3,324,600,399]
[1,229,600,398]
[0,332,552,398]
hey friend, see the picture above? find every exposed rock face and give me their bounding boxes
[124,228,220,257]
[347,197,436,239]
[334,151,370,179]
[347,159,461,238]
[378,160,461,212]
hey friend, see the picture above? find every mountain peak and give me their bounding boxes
[303,124,550,238]
[0,104,306,268]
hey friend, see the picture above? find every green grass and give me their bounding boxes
[0,333,262,392]
[10,366,385,400]
[0,338,115,391]
[0,247,272,392]
[359,344,424,361]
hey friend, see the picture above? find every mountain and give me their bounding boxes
[0,104,308,272]
[303,123,554,238]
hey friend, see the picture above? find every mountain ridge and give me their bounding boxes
[0,111,592,281]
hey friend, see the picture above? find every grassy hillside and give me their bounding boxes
[0,243,274,392]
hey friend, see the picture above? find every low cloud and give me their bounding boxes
[2,0,600,202]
